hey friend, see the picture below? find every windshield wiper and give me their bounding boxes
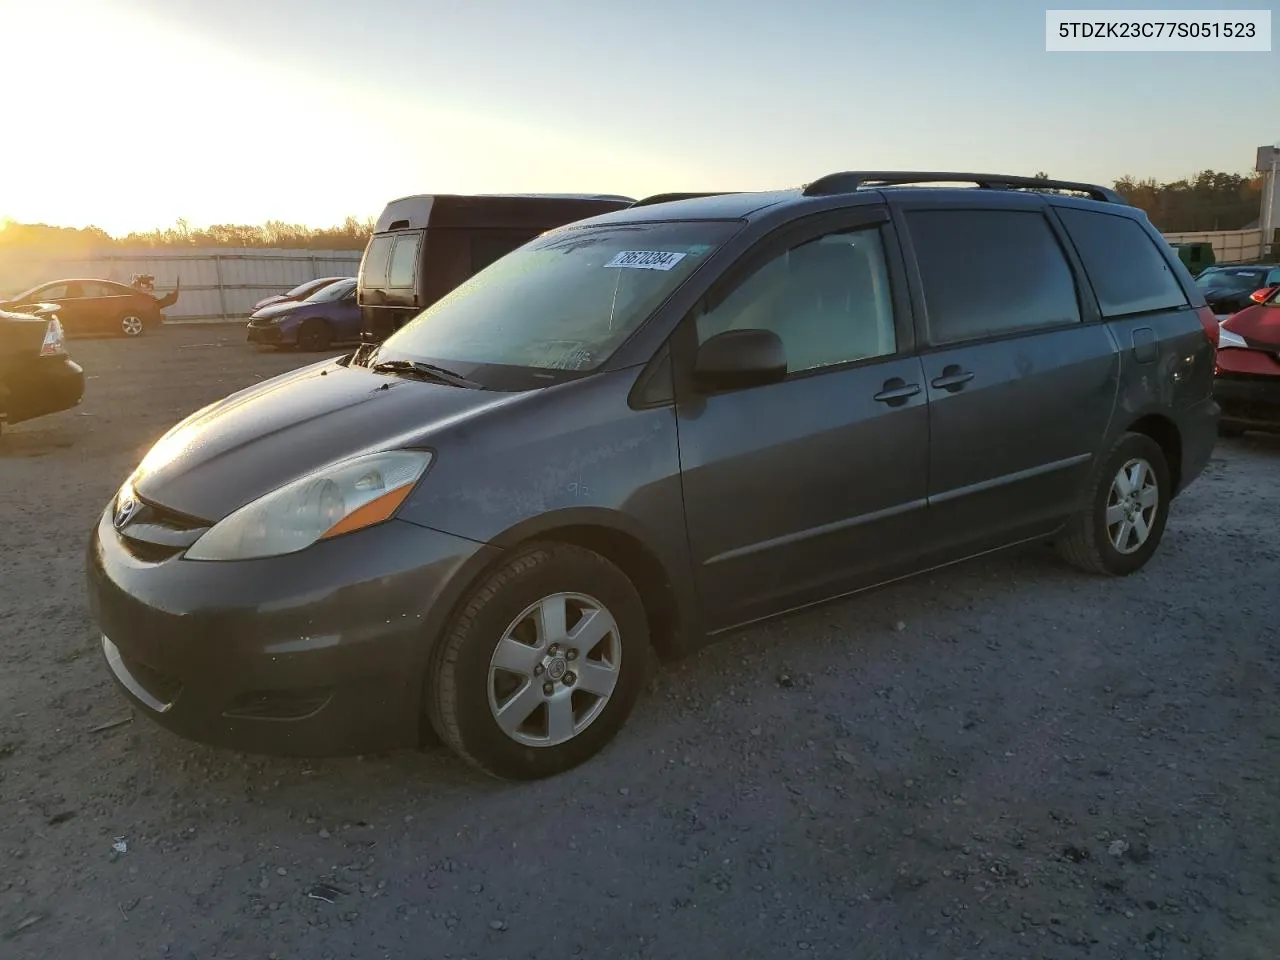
[370,359,481,389]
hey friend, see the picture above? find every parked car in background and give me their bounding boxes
[0,305,85,436]
[357,193,635,343]
[1215,283,1280,435]
[0,278,179,338]
[246,277,359,351]
[89,172,1219,780]
[252,276,351,312]
[1195,263,1280,319]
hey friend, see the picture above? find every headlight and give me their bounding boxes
[184,450,432,561]
[1218,326,1248,349]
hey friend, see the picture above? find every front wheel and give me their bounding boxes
[1055,432,1171,576]
[427,543,648,780]
[296,318,332,352]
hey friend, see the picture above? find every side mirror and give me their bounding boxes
[1249,286,1275,304]
[692,328,787,392]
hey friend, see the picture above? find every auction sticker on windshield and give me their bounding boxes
[605,250,687,271]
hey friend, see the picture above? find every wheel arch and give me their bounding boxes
[483,508,697,662]
[1121,412,1183,494]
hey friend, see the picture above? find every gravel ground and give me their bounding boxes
[2,324,1278,960]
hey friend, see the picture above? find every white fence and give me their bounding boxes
[0,248,362,322]
[1162,228,1271,264]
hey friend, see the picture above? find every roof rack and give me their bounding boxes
[801,172,1126,205]
[630,192,728,208]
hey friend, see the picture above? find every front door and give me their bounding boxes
[898,202,1120,556]
[675,210,932,632]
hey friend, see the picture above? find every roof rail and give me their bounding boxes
[631,192,728,208]
[801,172,1126,205]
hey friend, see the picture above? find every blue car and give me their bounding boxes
[246,277,360,351]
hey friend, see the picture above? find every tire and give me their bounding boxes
[296,318,332,352]
[427,542,648,780]
[119,314,145,337]
[1218,422,1245,438]
[1055,431,1171,576]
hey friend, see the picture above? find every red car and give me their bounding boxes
[1215,284,1280,435]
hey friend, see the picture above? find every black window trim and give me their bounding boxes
[669,205,916,397]
[894,199,1094,353]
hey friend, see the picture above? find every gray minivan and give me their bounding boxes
[89,172,1220,780]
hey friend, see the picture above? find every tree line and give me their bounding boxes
[1032,170,1263,232]
[0,216,376,255]
[0,171,1268,255]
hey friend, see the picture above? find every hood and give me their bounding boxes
[1223,304,1280,351]
[253,294,288,310]
[131,359,521,521]
[250,299,307,321]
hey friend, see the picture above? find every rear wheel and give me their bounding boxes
[120,314,145,337]
[427,543,648,780]
[297,318,332,352]
[1055,432,1171,576]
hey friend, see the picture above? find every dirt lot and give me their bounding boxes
[1,324,1278,959]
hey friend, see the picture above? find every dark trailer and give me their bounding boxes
[357,193,635,342]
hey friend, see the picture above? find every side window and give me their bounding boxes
[1266,268,1280,287]
[388,234,421,289]
[34,284,68,301]
[695,226,897,375]
[80,281,114,298]
[1055,207,1188,318]
[360,235,395,290]
[907,209,1081,345]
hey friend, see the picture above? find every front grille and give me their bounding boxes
[115,496,209,562]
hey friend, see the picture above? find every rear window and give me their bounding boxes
[360,235,396,289]
[388,235,421,288]
[1055,208,1188,317]
[907,209,1081,344]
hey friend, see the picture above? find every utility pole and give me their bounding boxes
[1259,143,1280,260]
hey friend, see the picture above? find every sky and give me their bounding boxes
[0,0,1275,236]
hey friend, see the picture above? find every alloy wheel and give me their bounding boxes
[486,592,621,748]
[1105,457,1159,555]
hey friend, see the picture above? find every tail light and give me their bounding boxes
[40,317,66,356]
[1196,306,1219,350]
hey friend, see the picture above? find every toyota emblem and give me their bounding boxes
[114,497,140,529]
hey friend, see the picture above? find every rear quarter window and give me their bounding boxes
[907,209,1081,345]
[1055,207,1188,317]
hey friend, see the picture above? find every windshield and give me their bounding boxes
[1196,268,1266,293]
[303,278,355,302]
[285,277,336,299]
[373,221,739,382]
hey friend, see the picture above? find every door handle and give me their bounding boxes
[873,378,921,405]
[930,366,974,391]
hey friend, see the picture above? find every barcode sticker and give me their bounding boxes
[605,250,687,271]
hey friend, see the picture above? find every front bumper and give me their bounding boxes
[1214,373,1280,431]
[247,322,290,345]
[87,509,497,756]
[2,357,85,425]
